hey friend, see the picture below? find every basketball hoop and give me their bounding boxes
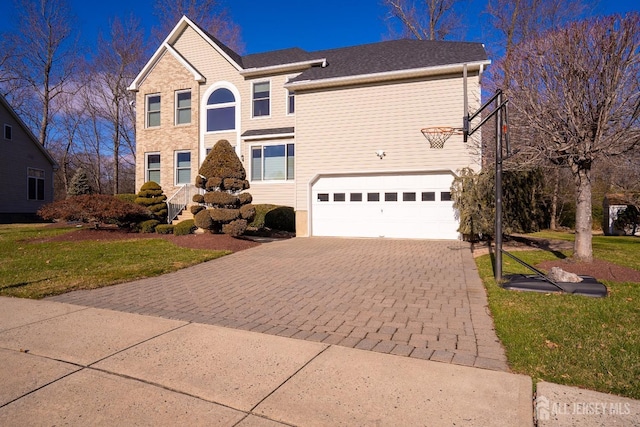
[420,127,462,149]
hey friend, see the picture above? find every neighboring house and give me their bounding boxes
[129,16,490,239]
[0,94,57,223]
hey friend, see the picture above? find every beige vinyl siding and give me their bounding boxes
[248,182,296,207]
[294,73,482,209]
[134,51,199,196]
[244,74,296,130]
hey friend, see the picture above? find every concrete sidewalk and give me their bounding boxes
[2,298,638,426]
[0,297,530,426]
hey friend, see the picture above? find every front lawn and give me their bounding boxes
[0,224,229,299]
[477,233,640,399]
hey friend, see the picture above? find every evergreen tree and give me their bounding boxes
[67,168,93,197]
[135,181,168,222]
[192,139,255,236]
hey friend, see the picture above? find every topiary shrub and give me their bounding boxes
[222,219,247,237]
[140,219,160,233]
[249,204,278,229]
[192,194,204,204]
[174,219,196,236]
[38,195,151,227]
[195,139,254,236]
[190,205,205,215]
[240,204,256,221]
[155,224,174,234]
[264,206,295,232]
[115,193,137,204]
[135,182,168,223]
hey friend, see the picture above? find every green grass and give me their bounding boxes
[0,224,229,299]
[478,232,640,399]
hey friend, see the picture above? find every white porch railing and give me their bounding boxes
[166,184,202,224]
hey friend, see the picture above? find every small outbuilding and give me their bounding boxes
[603,194,638,236]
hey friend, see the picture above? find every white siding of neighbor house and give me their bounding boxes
[293,73,482,234]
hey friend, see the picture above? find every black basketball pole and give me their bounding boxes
[464,88,508,281]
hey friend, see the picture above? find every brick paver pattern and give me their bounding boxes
[49,238,508,371]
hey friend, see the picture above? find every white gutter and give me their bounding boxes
[285,60,491,91]
[240,58,327,78]
[241,132,295,141]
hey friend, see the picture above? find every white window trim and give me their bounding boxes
[4,124,12,140]
[174,89,191,126]
[145,152,161,184]
[200,82,242,167]
[174,150,191,186]
[285,75,297,116]
[204,88,237,134]
[250,142,295,183]
[145,93,161,128]
[251,79,271,119]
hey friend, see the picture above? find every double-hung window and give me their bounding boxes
[286,77,295,115]
[252,81,270,117]
[175,90,191,125]
[146,153,160,184]
[175,151,191,185]
[251,144,294,181]
[206,88,236,132]
[27,168,45,201]
[146,94,161,128]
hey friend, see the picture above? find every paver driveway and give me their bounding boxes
[50,238,508,371]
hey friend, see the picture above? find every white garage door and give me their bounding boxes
[311,174,459,239]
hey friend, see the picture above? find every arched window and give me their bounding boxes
[206,88,236,132]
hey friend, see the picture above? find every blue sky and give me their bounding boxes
[1,0,638,55]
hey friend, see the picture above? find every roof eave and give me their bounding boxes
[240,58,327,78]
[285,60,491,91]
[241,132,295,141]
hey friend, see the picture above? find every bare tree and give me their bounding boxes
[91,16,145,194]
[152,0,243,52]
[506,13,640,261]
[383,0,465,40]
[3,0,79,147]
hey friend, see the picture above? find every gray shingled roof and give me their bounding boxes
[241,127,295,137]
[195,21,487,81]
[240,39,487,82]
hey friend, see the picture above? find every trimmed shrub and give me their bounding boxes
[249,204,278,229]
[196,139,253,236]
[140,219,160,233]
[210,208,240,222]
[203,192,238,206]
[197,139,246,184]
[192,194,205,203]
[190,205,205,215]
[222,178,249,192]
[115,193,137,204]
[238,193,252,205]
[240,204,256,221]
[38,194,151,227]
[174,219,196,236]
[135,182,168,222]
[222,219,247,237]
[155,224,175,234]
[194,209,213,230]
[264,206,295,232]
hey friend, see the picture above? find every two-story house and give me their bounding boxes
[0,94,57,223]
[129,16,489,239]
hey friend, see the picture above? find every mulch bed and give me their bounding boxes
[472,234,640,283]
[39,224,262,252]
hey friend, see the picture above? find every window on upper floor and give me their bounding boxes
[287,89,295,115]
[27,168,45,201]
[175,151,191,185]
[146,94,161,128]
[4,124,12,140]
[251,143,294,181]
[175,90,191,125]
[146,153,161,184]
[206,88,236,132]
[252,81,270,117]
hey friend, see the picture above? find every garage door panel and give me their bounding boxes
[311,174,459,240]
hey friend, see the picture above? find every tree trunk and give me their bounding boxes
[550,169,559,230]
[572,164,593,262]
